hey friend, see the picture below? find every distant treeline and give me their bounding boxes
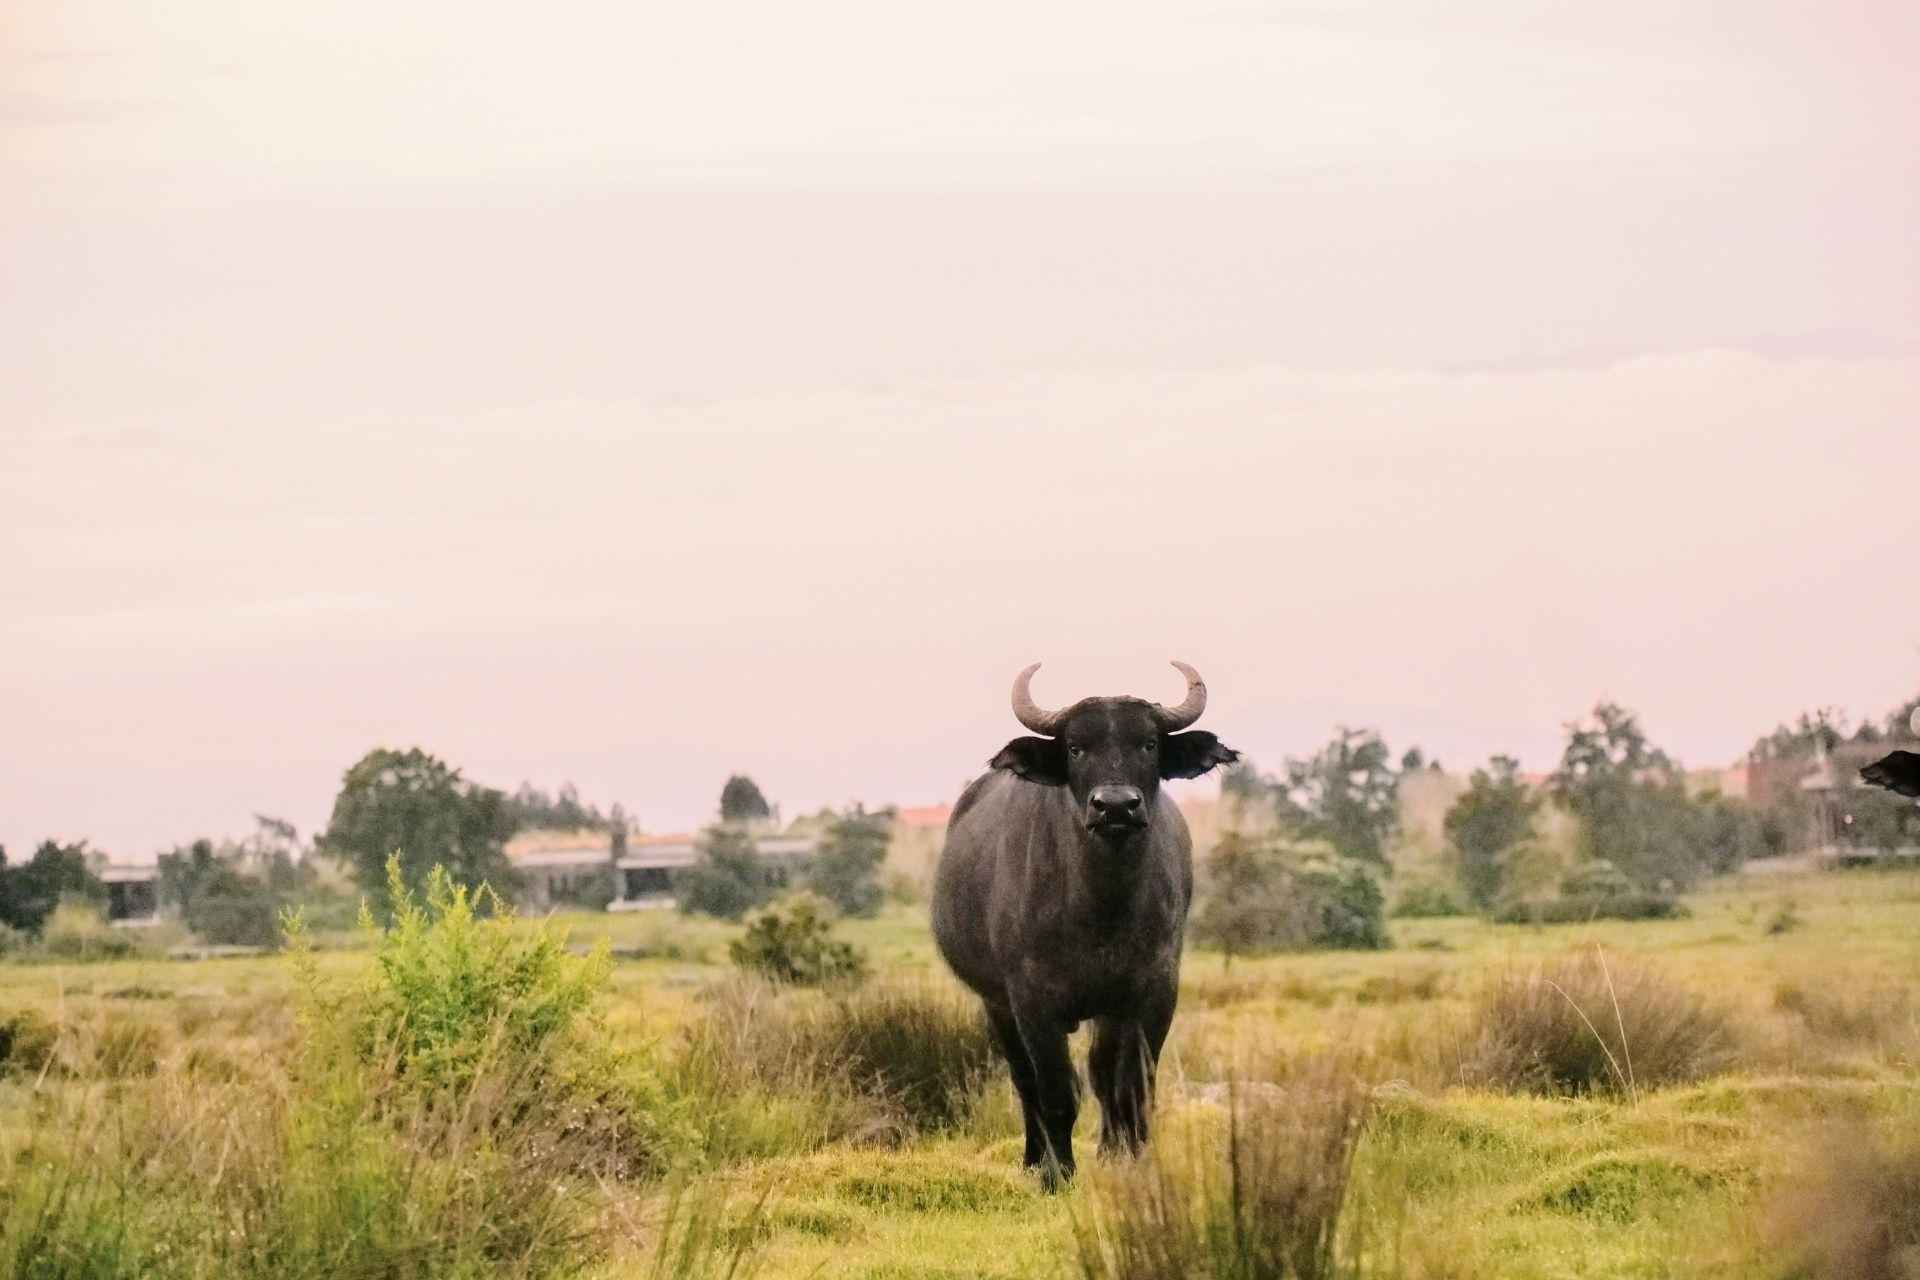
[1191,691,1920,958]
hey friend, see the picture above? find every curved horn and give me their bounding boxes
[1011,663,1067,735]
[1153,661,1208,730]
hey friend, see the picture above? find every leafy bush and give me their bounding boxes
[729,893,868,987]
[37,900,152,961]
[805,806,891,918]
[1391,876,1466,919]
[298,858,683,1257]
[1462,949,1736,1096]
[1558,858,1633,898]
[1192,837,1389,957]
[1072,1056,1372,1280]
[1689,790,1768,873]
[678,825,774,920]
[1491,893,1686,925]
[351,858,612,1095]
[156,836,319,946]
[1293,856,1389,949]
[186,879,283,947]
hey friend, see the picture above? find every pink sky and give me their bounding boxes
[3,1,1918,857]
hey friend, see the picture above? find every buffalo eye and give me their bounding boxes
[1138,742,1156,754]
[1068,745,1085,758]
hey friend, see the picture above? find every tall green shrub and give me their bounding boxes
[1192,837,1388,956]
[678,826,773,920]
[805,806,891,918]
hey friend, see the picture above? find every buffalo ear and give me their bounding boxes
[991,737,1069,786]
[1161,731,1239,780]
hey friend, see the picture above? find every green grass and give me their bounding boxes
[6,869,1920,1277]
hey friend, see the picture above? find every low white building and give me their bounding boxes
[505,830,818,911]
[101,864,160,923]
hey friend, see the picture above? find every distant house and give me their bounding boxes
[1748,738,1920,856]
[504,828,819,911]
[100,865,160,924]
[886,804,952,886]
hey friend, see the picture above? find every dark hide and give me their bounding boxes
[931,697,1236,1185]
[1861,750,1920,798]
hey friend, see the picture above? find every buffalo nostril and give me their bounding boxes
[1090,786,1144,817]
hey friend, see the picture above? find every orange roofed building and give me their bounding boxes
[887,803,953,886]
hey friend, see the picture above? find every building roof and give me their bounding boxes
[510,832,819,872]
[895,804,953,828]
[505,828,610,858]
[513,848,615,870]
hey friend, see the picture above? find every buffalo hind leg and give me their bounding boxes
[1090,1017,1147,1155]
[1093,990,1176,1156]
[1013,1004,1079,1189]
[985,1004,1047,1170]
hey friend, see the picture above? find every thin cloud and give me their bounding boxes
[4,350,1916,854]
[0,89,178,127]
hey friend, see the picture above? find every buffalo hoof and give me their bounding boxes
[1031,1158,1075,1193]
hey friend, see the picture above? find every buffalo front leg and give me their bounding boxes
[984,1004,1047,1170]
[1013,1005,1079,1188]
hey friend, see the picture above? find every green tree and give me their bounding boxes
[503,782,611,832]
[1219,759,1267,799]
[805,805,892,918]
[1444,756,1539,908]
[719,774,772,824]
[1748,708,1849,761]
[676,825,772,920]
[1689,790,1767,873]
[1550,702,1716,889]
[1280,728,1400,866]
[318,748,519,899]
[157,838,220,913]
[0,839,102,935]
[1843,786,1920,855]
[1190,834,1276,969]
[157,838,283,947]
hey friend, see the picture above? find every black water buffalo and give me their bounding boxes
[1861,708,1920,798]
[932,662,1238,1183]
[1862,750,1920,797]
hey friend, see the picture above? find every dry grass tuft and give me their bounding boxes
[682,974,997,1147]
[1775,979,1920,1055]
[1461,948,1737,1097]
[1072,1055,1372,1280]
[1765,1120,1920,1280]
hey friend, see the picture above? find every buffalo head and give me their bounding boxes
[989,662,1240,840]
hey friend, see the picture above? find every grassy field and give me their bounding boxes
[4,865,1919,1278]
